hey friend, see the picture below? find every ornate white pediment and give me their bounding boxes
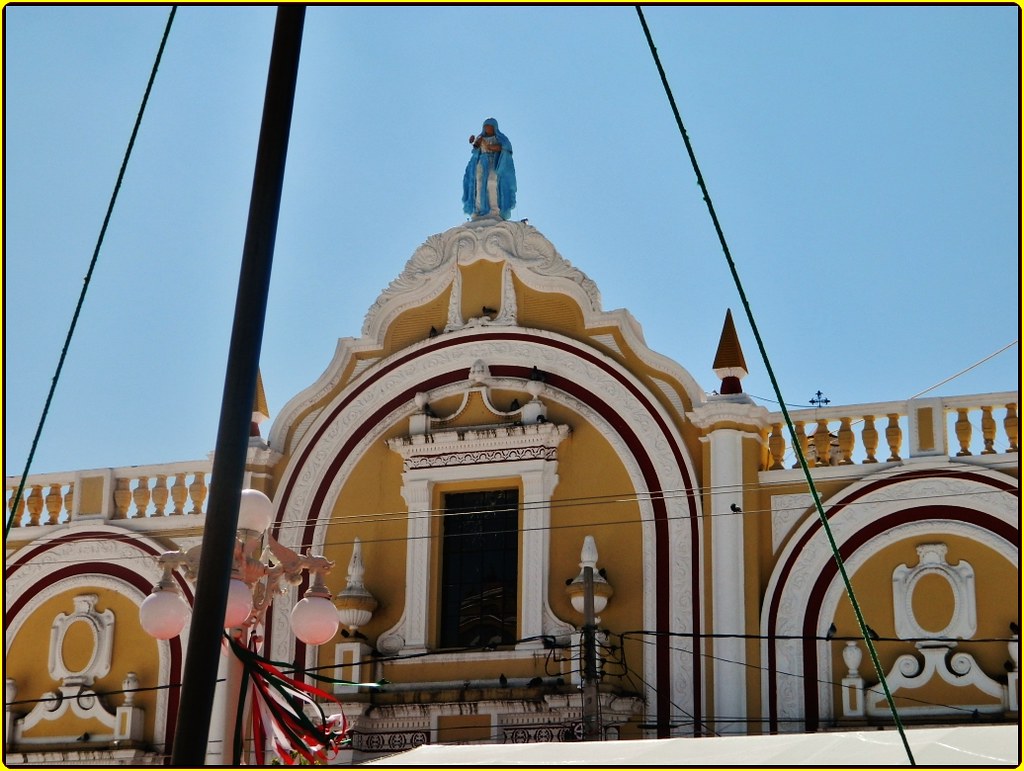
[389,422,570,471]
[362,220,601,343]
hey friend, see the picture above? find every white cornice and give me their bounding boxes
[687,397,771,431]
[387,423,570,470]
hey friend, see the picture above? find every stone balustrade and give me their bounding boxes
[5,460,213,530]
[762,391,1018,471]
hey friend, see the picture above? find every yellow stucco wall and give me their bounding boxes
[308,388,648,692]
[7,588,163,744]
[830,535,1017,718]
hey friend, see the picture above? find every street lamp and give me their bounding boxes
[565,535,614,619]
[139,488,340,645]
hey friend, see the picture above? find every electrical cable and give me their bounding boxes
[619,631,995,718]
[8,625,1011,739]
[5,479,1016,573]
[3,6,178,544]
[747,338,1017,409]
[7,444,1016,536]
[635,6,915,762]
[906,341,1019,401]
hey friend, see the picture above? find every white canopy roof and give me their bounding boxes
[364,724,1019,766]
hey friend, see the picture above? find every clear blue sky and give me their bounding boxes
[4,5,1019,475]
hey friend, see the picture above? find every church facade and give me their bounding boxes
[4,218,1019,764]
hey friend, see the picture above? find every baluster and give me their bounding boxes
[885,414,902,462]
[980,407,996,454]
[954,408,973,456]
[8,489,26,528]
[133,476,151,518]
[113,478,132,519]
[45,484,63,525]
[152,475,169,516]
[837,417,855,465]
[1005,404,1019,452]
[189,472,208,515]
[861,416,878,463]
[171,473,188,515]
[768,423,785,470]
[792,420,811,468]
[26,485,44,526]
[64,483,75,521]
[813,419,831,467]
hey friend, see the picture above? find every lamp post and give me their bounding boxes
[565,535,613,741]
[139,489,342,762]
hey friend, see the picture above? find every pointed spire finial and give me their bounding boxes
[251,370,270,437]
[712,309,748,395]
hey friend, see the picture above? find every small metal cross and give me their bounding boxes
[809,390,831,408]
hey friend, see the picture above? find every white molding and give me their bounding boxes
[687,398,770,431]
[650,377,690,422]
[17,682,117,742]
[268,329,702,726]
[375,453,572,655]
[5,527,186,753]
[759,467,1018,729]
[363,220,602,343]
[892,544,976,643]
[863,647,1005,716]
[269,221,708,456]
[48,595,114,686]
[6,578,175,754]
[907,397,948,457]
[814,519,1017,726]
[389,423,571,471]
[590,333,623,358]
[707,428,747,732]
[771,494,813,555]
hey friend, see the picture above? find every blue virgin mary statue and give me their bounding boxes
[462,118,517,220]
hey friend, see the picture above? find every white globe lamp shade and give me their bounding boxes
[223,578,254,629]
[237,489,274,535]
[569,592,609,616]
[290,596,340,646]
[140,589,191,640]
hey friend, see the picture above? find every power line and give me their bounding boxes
[634,6,915,762]
[907,341,1019,400]
[7,626,1012,733]
[3,6,178,544]
[746,339,1018,409]
[618,631,997,719]
[8,449,1016,536]
[4,482,1016,572]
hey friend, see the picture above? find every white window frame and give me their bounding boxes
[381,424,573,654]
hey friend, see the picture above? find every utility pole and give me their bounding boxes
[170,7,305,765]
[581,566,602,741]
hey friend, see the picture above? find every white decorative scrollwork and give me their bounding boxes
[48,594,114,687]
[760,465,1018,730]
[770,494,813,555]
[365,221,600,342]
[892,543,976,645]
[270,331,702,724]
[864,646,1006,717]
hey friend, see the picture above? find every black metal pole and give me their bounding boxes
[582,567,601,741]
[170,7,304,765]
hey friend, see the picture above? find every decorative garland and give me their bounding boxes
[229,635,354,765]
